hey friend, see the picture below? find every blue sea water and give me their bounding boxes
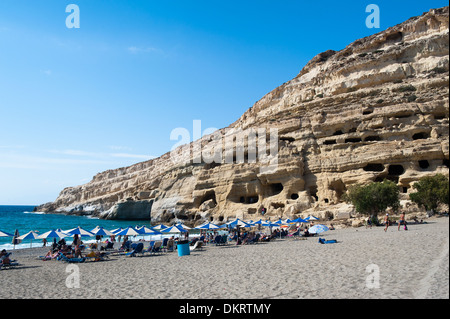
[0,205,154,250]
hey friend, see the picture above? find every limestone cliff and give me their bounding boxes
[35,7,449,223]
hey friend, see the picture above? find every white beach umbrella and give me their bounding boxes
[175,222,192,230]
[17,231,40,248]
[227,218,250,228]
[137,226,161,241]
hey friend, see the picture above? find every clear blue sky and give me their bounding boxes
[0,0,447,205]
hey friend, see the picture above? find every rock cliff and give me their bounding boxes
[35,7,449,224]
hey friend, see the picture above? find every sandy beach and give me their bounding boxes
[1,216,448,299]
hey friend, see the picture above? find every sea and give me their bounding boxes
[0,205,158,250]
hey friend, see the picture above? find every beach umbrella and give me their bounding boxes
[160,224,188,235]
[175,223,192,230]
[305,215,320,222]
[114,226,141,237]
[37,229,69,239]
[64,226,95,237]
[308,224,329,234]
[227,218,250,228]
[137,226,161,241]
[17,231,40,248]
[0,230,14,237]
[195,222,221,230]
[290,217,308,224]
[110,227,123,234]
[90,226,115,237]
[151,224,168,231]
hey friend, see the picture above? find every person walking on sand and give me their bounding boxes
[398,212,407,231]
[384,213,390,232]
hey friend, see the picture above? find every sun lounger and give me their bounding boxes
[126,243,144,257]
[189,240,204,251]
[151,241,162,255]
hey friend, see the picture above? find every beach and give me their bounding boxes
[1,216,448,299]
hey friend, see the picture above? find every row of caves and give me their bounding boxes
[323,130,431,145]
[195,158,449,213]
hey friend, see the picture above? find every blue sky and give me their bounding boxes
[0,0,448,205]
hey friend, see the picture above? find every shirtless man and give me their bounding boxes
[384,213,390,232]
[398,212,407,231]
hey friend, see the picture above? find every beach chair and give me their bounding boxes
[0,253,19,270]
[189,240,204,251]
[151,241,162,255]
[57,252,86,263]
[161,238,169,251]
[126,243,144,257]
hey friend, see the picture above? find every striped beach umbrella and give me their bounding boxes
[110,227,123,234]
[90,226,115,237]
[17,231,40,248]
[305,215,320,222]
[290,217,308,223]
[0,230,14,237]
[152,224,168,231]
[160,224,187,234]
[65,226,95,237]
[227,218,250,228]
[37,229,69,239]
[195,222,221,230]
[114,226,141,237]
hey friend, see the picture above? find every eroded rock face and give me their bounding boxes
[35,7,449,223]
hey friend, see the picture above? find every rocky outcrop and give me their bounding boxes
[35,7,449,224]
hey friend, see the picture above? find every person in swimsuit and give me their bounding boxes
[384,213,389,232]
[398,212,406,231]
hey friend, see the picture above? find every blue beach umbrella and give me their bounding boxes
[160,224,187,235]
[115,226,141,237]
[90,226,115,237]
[17,231,40,248]
[227,218,250,229]
[110,227,123,235]
[305,215,320,222]
[308,224,329,234]
[151,224,168,231]
[65,226,95,237]
[0,230,14,237]
[37,229,69,239]
[290,217,308,224]
[195,222,221,230]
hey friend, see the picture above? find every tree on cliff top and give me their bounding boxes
[343,179,400,216]
[409,174,449,213]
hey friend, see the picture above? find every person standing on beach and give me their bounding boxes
[398,212,407,231]
[384,213,390,232]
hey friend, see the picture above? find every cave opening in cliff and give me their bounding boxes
[309,186,318,202]
[324,139,337,145]
[364,135,381,142]
[271,203,285,209]
[268,183,284,196]
[345,137,362,143]
[443,159,449,168]
[199,190,217,207]
[290,193,299,200]
[412,132,429,140]
[239,196,259,204]
[363,109,373,115]
[418,160,430,169]
[388,164,404,175]
[333,130,344,136]
[402,186,409,193]
[364,163,385,172]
